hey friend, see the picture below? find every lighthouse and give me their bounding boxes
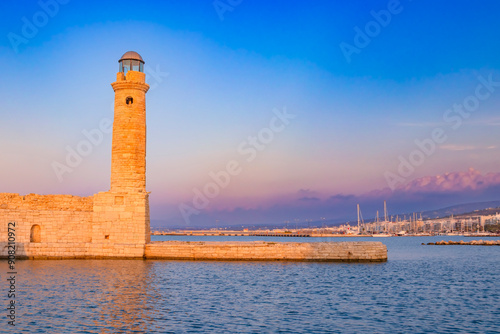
[110,51,150,193]
[91,51,151,248]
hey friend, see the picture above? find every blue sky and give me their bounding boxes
[1,0,500,227]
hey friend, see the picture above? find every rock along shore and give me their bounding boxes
[425,240,500,246]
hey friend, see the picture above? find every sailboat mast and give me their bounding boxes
[384,200,388,232]
[357,204,360,234]
[384,200,387,222]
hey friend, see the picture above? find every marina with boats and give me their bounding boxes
[153,201,500,238]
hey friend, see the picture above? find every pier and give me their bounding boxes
[145,241,387,262]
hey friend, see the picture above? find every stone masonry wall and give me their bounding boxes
[92,191,150,245]
[145,241,388,262]
[0,242,145,259]
[0,193,93,244]
[0,192,147,258]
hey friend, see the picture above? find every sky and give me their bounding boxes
[1,0,500,228]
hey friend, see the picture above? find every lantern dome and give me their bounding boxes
[118,51,144,73]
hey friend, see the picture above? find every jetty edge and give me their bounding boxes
[145,241,387,262]
[0,241,387,262]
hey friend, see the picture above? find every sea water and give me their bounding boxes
[2,236,499,333]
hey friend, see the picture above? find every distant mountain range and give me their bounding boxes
[357,200,500,224]
[420,200,500,219]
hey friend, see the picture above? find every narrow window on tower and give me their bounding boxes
[126,96,134,105]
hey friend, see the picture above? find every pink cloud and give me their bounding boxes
[154,168,500,227]
[397,168,500,193]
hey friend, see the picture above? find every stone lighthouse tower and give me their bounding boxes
[91,51,151,253]
[111,51,149,192]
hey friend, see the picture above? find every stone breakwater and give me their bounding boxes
[145,241,388,262]
[0,240,387,262]
[426,240,500,246]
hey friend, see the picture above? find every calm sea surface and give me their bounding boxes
[2,236,500,333]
